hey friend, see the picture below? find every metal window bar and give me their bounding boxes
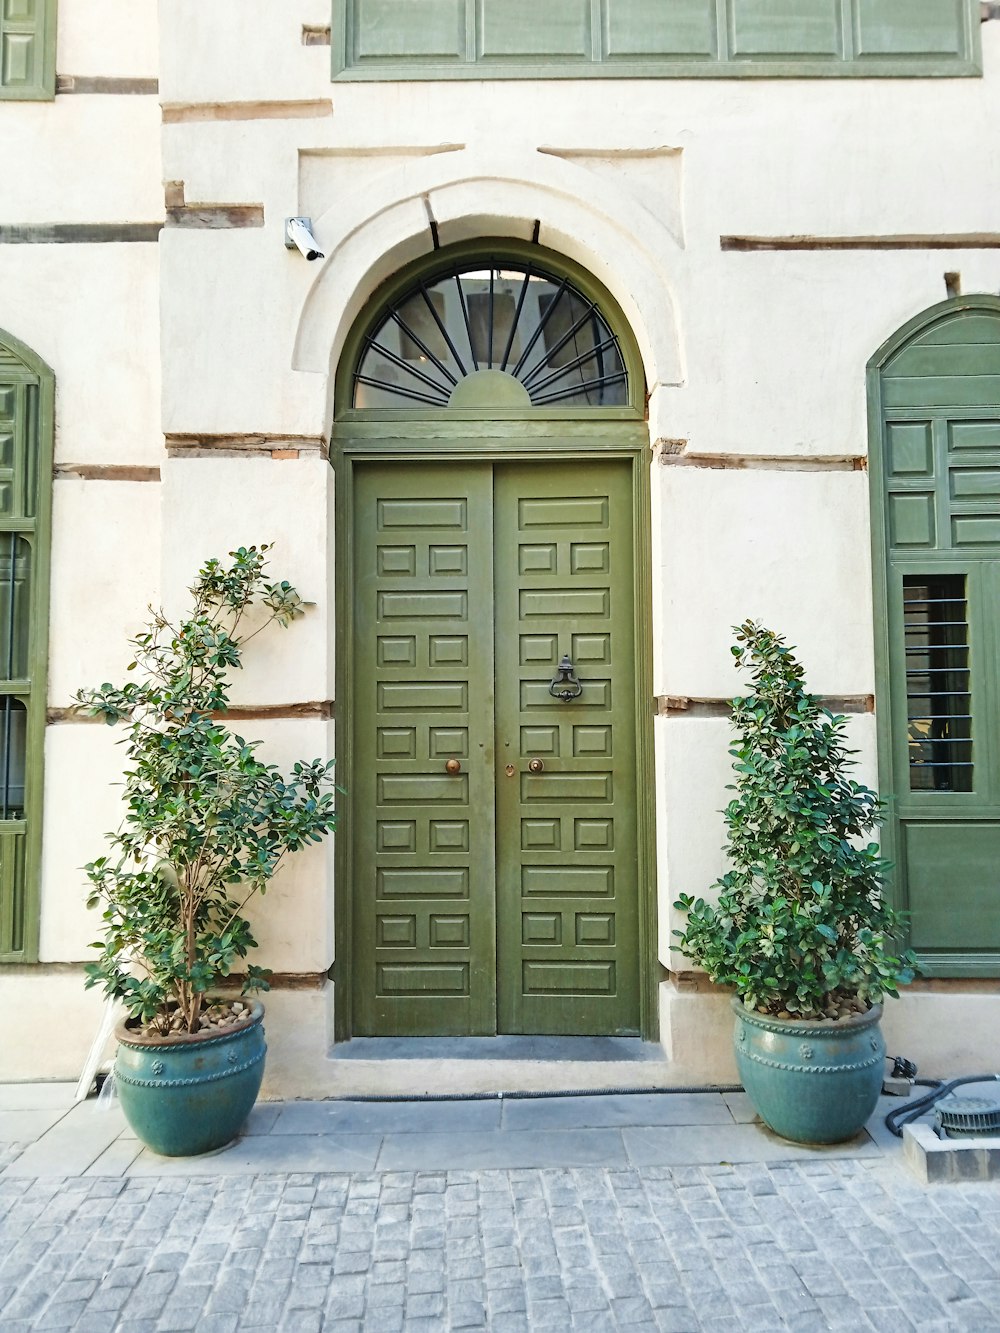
[354,375,448,407]
[387,309,458,386]
[500,267,532,372]
[511,277,569,378]
[353,262,629,407]
[533,371,627,406]
[1,696,26,820]
[523,334,622,397]
[522,298,601,387]
[903,575,972,792]
[453,267,480,373]
[362,340,453,403]
[418,281,469,378]
[4,533,15,681]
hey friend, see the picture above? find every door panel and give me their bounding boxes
[494,461,640,1034]
[353,463,496,1035]
[353,457,641,1035]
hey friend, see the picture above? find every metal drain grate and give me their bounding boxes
[935,1093,1000,1138]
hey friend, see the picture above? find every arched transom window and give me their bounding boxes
[353,256,630,411]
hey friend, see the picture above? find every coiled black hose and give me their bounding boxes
[885,1073,1000,1138]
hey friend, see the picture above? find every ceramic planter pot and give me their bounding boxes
[114,1001,266,1157]
[732,997,885,1145]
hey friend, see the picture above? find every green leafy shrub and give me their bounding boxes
[77,545,338,1035]
[674,621,917,1018]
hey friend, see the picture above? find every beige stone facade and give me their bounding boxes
[2,3,999,1090]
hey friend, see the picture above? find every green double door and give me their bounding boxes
[352,457,641,1036]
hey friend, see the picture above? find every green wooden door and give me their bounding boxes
[494,460,639,1034]
[352,457,641,1034]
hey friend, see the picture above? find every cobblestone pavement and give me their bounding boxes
[2,1148,1000,1332]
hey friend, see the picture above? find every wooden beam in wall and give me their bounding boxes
[722,234,1000,251]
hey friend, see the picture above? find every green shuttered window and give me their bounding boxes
[333,0,982,79]
[871,298,1000,976]
[0,330,52,962]
[0,0,56,99]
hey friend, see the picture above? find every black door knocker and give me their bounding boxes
[549,654,583,702]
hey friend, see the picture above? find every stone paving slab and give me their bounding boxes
[2,1102,130,1177]
[623,1123,881,1166]
[0,1108,66,1143]
[500,1092,735,1131]
[271,1098,503,1137]
[0,1087,912,1180]
[125,1133,384,1177]
[0,1083,78,1111]
[377,1126,630,1171]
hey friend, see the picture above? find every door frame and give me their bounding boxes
[330,239,659,1040]
[331,426,659,1040]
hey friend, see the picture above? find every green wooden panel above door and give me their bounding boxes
[0,0,55,100]
[480,0,591,59]
[604,0,715,58]
[730,0,841,58]
[333,0,982,77]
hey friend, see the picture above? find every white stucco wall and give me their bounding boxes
[4,2,1000,1087]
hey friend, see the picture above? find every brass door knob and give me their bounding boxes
[528,758,544,774]
[445,758,462,775]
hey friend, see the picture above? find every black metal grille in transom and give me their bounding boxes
[353,260,629,409]
[903,574,973,792]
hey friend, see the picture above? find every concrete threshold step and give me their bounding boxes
[265,1038,699,1099]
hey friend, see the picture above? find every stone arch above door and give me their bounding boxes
[290,150,682,426]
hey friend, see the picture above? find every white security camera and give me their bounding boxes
[284,216,325,261]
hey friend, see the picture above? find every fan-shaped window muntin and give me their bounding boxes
[353,258,630,410]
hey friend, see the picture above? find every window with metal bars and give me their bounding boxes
[903,575,973,792]
[353,260,628,410]
[0,534,30,819]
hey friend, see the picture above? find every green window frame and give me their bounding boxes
[869,296,1000,978]
[0,0,56,101]
[333,0,982,81]
[0,328,53,963]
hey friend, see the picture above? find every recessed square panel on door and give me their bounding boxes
[493,460,640,1034]
[353,463,497,1034]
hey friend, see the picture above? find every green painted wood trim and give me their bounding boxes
[332,0,981,80]
[632,443,659,1037]
[0,327,53,964]
[333,238,647,422]
[332,440,659,1041]
[0,0,57,100]
[868,295,1000,979]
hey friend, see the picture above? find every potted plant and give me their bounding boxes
[77,545,337,1157]
[674,621,918,1144]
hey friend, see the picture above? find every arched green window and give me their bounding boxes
[350,252,633,412]
[339,241,645,420]
[0,329,53,962]
[870,296,1000,977]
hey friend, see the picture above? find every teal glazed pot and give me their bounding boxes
[732,998,885,1145]
[114,1001,266,1157]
